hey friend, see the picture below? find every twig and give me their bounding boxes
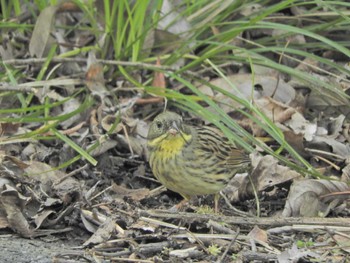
[53,164,89,185]
[268,225,350,234]
[43,121,86,136]
[147,185,167,198]
[312,154,341,170]
[0,84,35,92]
[208,219,237,235]
[2,58,199,78]
[305,148,345,160]
[139,216,187,230]
[217,227,240,263]
[2,58,178,71]
[140,209,350,227]
[220,192,251,217]
[104,258,153,263]
[241,251,278,261]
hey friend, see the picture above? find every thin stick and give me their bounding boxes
[217,227,240,263]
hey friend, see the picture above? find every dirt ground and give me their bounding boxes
[0,235,77,263]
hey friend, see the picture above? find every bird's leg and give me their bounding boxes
[176,198,189,211]
[214,193,220,213]
[169,198,189,212]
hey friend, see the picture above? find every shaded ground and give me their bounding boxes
[0,132,349,262]
[0,235,83,263]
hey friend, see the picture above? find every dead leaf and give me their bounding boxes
[113,116,148,158]
[277,243,320,263]
[0,184,33,237]
[23,161,81,205]
[198,74,296,113]
[333,234,350,254]
[29,5,59,58]
[285,112,317,141]
[255,97,297,124]
[341,159,350,182]
[225,155,301,202]
[111,183,150,201]
[283,131,310,157]
[282,179,350,217]
[83,216,116,247]
[158,0,193,44]
[60,98,82,129]
[152,57,166,89]
[80,209,124,236]
[248,225,268,243]
[0,123,20,136]
[85,62,110,99]
[33,210,56,229]
[80,211,98,233]
[21,143,55,162]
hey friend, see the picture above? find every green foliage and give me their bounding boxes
[1,0,349,172]
[196,205,215,214]
[208,244,222,256]
[296,240,315,248]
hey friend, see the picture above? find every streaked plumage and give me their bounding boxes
[147,111,250,206]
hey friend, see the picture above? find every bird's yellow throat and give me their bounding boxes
[148,132,192,157]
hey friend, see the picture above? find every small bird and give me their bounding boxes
[147,111,250,211]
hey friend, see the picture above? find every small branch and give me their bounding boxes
[217,227,240,263]
[2,58,178,71]
[240,251,278,261]
[2,58,199,78]
[139,209,350,227]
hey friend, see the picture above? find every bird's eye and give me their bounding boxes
[156,121,163,129]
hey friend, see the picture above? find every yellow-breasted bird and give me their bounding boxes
[147,111,250,211]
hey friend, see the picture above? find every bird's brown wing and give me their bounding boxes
[194,125,250,171]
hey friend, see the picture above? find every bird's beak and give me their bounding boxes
[168,121,180,136]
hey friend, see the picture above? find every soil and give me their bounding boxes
[0,235,80,263]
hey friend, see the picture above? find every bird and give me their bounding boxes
[147,111,250,211]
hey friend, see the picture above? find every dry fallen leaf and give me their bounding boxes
[333,234,350,254]
[82,216,116,247]
[152,57,166,89]
[157,0,193,45]
[341,159,350,182]
[80,209,124,241]
[0,184,33,238]
[29,5,59,58]
[277,243,320,263]
[282,179,350,217]
[111,183,150,202]
[129,220,157,233]
[285,112,317,141]
[225,154,301,202]
[255,97,297,124]
[198,74,296,114]
[248,225,268,243]
[85,62,110,99]
[0,123,20,136]
[112,116,148,158]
